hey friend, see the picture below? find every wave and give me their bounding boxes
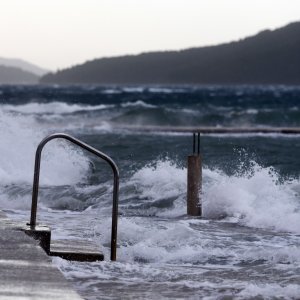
[148,87,185,93]
[1,102,114,115]
[122,87,145,93]
[203,164,300,233]
[0,110,90,186]
[1,110,299,236]
[1,87,300,127]
[101,87,184,94]
[121,160,300,234]
[238,283,300,299]
[101,89,122,94]
[121,100,157,109]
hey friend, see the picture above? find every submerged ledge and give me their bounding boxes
[0,211,82,300]
[118,126,300,134]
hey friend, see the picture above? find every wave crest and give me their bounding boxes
[1,102,114,115]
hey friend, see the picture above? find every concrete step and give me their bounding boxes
[0,211,83,299]
[50,239,104,262]
[23,225,104,262]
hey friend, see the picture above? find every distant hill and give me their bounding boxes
[41,22,300,85]
[0,65,39,84]
[0,57,48,76]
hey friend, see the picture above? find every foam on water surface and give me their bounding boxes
[121,100,157,108]
[2,102,114,115]
[34,159,298,298]
[1,85,300,299]
[203,165,300,234]
[0,110,90,186]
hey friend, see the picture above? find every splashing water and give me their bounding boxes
[203,164,300,233]
[0,110,90,186]
[1,85,300,299]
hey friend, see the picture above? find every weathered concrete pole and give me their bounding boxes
[187,133,202,216]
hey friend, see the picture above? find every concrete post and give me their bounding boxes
[187,154,202,216]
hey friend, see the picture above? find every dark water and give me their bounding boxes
[0,85,299,299]
[2,85,300,126]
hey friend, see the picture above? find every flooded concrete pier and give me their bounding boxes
[0,211,82,300]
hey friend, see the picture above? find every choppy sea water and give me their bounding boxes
[0,85,299,299]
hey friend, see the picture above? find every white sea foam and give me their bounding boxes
[1,102,114,115]
[123,160,300,234]
[121,100,157,108]
[203,165,300,234]
[0,110,90,186]
[2,88,300,300]
[94,207,300,264]
[245,108,258,114]
[101,89,121,94]
[3,155,298,299]
[92,122,113,132]
[238,283,300,299]
[130,160,186,199]
[122,87,145,93]
[148,87,177,93]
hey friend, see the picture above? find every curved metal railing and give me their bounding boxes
[28,133,119,261]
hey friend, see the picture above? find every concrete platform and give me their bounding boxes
[23,224,104,262]
[51,239,104,262]
[0,211,83,300]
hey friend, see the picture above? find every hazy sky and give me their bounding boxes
[0,0,299,71]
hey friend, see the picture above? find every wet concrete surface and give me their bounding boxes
[0,211,83,299]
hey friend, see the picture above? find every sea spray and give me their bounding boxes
[1,85,300,299]
[119,159,300,234]
[2,102,114,115]
[0,110,90,186]
[203,163,300,233]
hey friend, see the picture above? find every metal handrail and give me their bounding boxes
[28,133,119,261]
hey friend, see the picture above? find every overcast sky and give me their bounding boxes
[0,0,299,71]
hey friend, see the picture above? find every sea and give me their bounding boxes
[0,85,299,299]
